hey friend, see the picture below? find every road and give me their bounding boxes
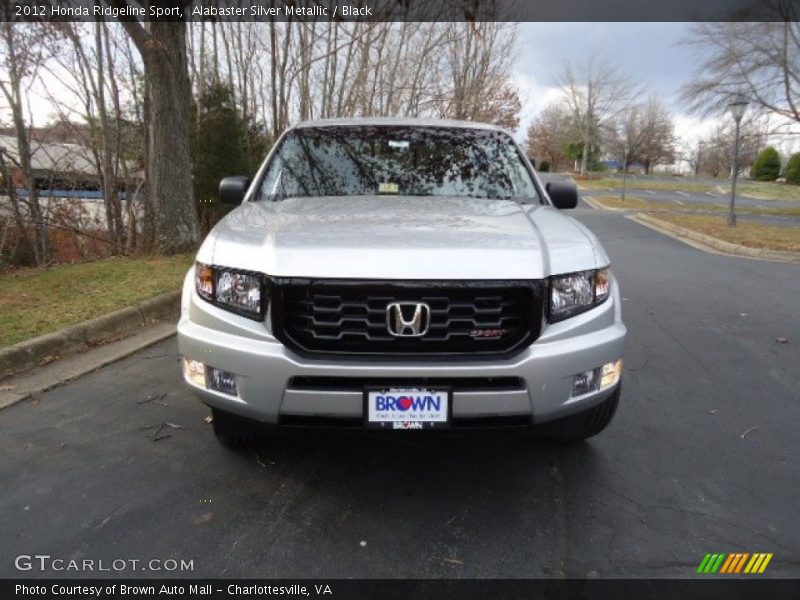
[580,186,800,229]
[1,198,799,579]
[596,185,797,207]
[578,175,800,228]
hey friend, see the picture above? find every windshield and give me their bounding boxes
[258,126,539,202]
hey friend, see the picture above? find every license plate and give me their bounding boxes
[364,387,451,429]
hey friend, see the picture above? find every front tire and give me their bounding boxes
[211,408,269,447]
[537,384,621,441]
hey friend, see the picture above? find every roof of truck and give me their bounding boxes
[291,117,509,133]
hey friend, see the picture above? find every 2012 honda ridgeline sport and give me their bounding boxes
[178,118,627,445]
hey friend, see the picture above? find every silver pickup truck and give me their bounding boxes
[178,118,626,445]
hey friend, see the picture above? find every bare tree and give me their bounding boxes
[42,22,131,253]
[558,56,638,175]
[0,21,50,265]
[110,1,198,254]
[526,103,575,171]
[609,97,676,174]
[436,23,521,129]
[680,13,800,125]
[694,118,768,178]
[193,21,522,141]
[0,145,36,263]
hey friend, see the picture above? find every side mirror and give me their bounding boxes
[219,176,250,204]
[545,181,578,210]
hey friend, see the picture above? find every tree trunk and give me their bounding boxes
[103,23,126,249]
[114,6,199,254]
[96,22,124,252]
[198,22,205,124]
[142,22,197,253]
[580,142,589,176]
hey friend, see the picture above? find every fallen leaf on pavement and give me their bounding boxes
[0,385,16,391]
[39,355,59,366]
[707,409,718,415]
[137,392,168,406]
[141,422,184,441]
[204,415,214,424]
[741,426,759,439]
[775,337,788,344]
[253,450,270,468]
[194,512,214,525]
[444,558,463,565]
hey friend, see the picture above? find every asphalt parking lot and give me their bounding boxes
[586,179,800,227]
[1,200,798,578]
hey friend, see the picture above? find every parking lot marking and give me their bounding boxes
[675,199,685,205]
[675,191,690,197]
[705,191,720,198]
[646,190,655,195]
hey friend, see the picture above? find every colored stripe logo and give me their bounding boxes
[697,553,773,574]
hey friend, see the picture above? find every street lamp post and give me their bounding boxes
[727,93,749,227]
[621,143,629,202]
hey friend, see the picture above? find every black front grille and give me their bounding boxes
[271,278,544,358]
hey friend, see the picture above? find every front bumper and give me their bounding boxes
[177,270,627,426]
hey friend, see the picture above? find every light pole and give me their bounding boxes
[621,143,629,202]
[727,93,749,227]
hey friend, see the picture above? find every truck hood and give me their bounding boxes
[199,196,605,279]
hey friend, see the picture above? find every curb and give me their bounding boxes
[628,214,800,264]
[581,195,603,210]
[0,291,181,380]
[583,195,610,211]
[582,195,634,211]
[0,323,176,411]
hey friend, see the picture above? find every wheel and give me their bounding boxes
[211,408,269,447]
[537,384,621,441]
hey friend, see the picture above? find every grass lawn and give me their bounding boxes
[650,214,800,253]
[733,182,800,202]
[579,178,715,193]
[0,254,193,348]
[579,177,800,201]
[589,195,800,217]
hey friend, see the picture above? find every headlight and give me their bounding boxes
[195,262,266,319]
[549,267,611,322]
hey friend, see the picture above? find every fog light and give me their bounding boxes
[600,359,623,390]
[206,366,238,396]
[572,368,599,397]
[184,357,206,387]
